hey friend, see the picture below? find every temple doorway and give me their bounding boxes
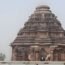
[39,48,47,61]
[28,46,47,61]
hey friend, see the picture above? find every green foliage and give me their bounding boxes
[0,53,5,61]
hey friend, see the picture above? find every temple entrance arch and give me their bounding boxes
[28,46,47,61]
[39,48,47,61]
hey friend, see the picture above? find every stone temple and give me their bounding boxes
[11,5,65,61]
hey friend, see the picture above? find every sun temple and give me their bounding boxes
[11,5,65,61]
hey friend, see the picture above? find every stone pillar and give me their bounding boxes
[50,45,57,61]
[12,47,16,60]
[50,50,54,61]
[35,51,39,61]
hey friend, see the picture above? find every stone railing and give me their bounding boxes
[0,61,65,65]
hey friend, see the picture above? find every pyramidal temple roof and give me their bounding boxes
[18,5,63,34]
[11,5,65,46]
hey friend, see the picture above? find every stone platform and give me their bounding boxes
[0,61,65,65]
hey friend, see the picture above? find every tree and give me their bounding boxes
[0,53,5,61]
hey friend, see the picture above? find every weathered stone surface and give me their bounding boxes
[11,5,65,61]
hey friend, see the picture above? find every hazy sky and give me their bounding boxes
[0,0,65,61]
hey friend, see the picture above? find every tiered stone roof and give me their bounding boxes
[11,5,65,46]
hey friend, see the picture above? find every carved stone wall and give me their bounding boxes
[11,5,65,61]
